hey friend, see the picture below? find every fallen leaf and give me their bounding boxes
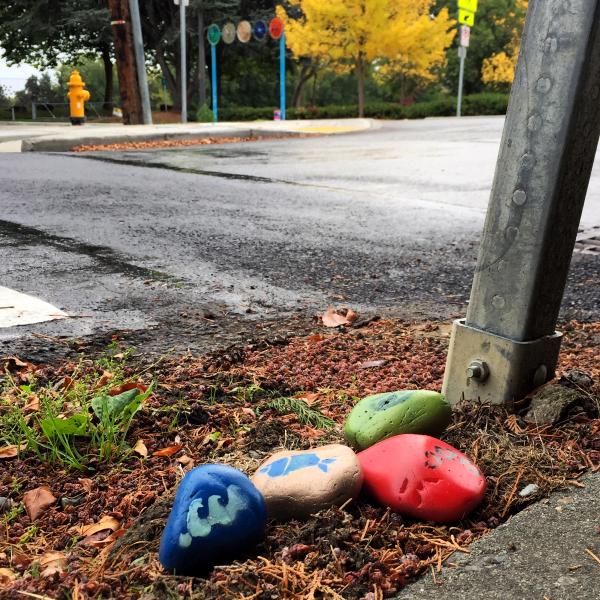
[61,376,75,391]
[307,333,326,343]
[78,478,93,494]
[295,391,321,405]
[0,443,26,459]
[153,444,183,457]
[39,551,67,577]
[71,514,120,537]
[23,393,40,412]
[23,486,57,521]
[108,381,148,397]
[79,528,126,547]
[0,567,16,584]
[94,370,114,389]
[321,307,358,328]
[133,439,148,457]
[176,454,193,465]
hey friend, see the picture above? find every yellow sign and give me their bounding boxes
[458,0,478,11]
[458,9,475,27]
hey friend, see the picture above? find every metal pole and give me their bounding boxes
[280,32,286,121]
[128,0,152,124]
[443,0,600,406]
[456,46,466,117]
[31,102,36,121]
[211,43,218,123]
[180,0,187,123]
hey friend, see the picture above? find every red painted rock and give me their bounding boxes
[358,434,486,522]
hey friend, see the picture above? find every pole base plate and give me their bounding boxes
[442,319,563,407]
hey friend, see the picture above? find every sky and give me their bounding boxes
[0,54,42,94]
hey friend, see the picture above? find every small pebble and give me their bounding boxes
[518,483,539,497]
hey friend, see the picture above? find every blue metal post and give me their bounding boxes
[279,32,286,120]
[211,43,218,122]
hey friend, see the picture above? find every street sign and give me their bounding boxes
[222,22,236,44]
[458,0,477,11]
[207,23,221,46]
[460,24,470,47]
[237,20,252,43]
[458,45,467,58]
[458,9,475,26]
[253,20,267,41]
[269,17,284,40]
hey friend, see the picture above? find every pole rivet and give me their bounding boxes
[466,360,490,382]
[528,114,543,131]
[512,189,527,206]
[492,294,506,309]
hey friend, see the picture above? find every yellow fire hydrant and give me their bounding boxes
[67,70,90,125]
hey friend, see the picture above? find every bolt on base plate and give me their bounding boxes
[442,319,563,407]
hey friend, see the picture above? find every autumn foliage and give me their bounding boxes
[279,0,455,117]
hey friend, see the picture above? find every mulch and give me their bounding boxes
[0,318,598,599]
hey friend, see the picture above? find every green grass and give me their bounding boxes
[0,345,152,471]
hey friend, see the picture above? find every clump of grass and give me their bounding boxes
[264,397,336,430]
[0,345,152,470]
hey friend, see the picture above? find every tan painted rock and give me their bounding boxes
[251,444,363,519]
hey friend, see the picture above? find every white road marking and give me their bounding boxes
[0,287,68,328]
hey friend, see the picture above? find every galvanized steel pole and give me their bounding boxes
[128,0,152,125]
[180,0,187,123]
[456,46,466,117]
[443,0,600,406]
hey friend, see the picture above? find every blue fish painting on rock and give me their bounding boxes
[159,464,267,575]
[259,453,337,477]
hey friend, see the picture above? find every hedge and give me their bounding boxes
[215,93,509,122]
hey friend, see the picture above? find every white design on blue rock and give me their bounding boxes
[259,453,337,478]
[178,484,248,548]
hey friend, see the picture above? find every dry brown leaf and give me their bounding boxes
[72,514,120,538]
[23,393,40,413]
[94,370,114,389]
[133,439,148,457]
[321,307,358,328]
[61,376,75,391]
[39,551,67,577]
[0,443,26,459]
[295,391,321,405]
[153,444,183,457]
[306,333,326,343]
[176,454,193,465]
[108,381,148,397]
[78,478,93,494]
[23,486,57,521]
[0,567,16,584]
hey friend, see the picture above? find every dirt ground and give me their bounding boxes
[0,317,598,599]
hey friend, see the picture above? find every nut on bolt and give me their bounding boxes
[466,360,489,382]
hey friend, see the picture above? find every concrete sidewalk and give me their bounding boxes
[0,119,375,152]
[396,472,600,600]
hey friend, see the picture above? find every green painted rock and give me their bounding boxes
[344,390,452,451]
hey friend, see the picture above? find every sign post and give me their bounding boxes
[456,0,476,117]
[269,17,286,121]
[443,0,600,405]
[174,0,189,123]
[207,24,221,123]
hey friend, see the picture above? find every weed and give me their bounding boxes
[263,397,336,430]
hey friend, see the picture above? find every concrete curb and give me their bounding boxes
[19,119,377,152]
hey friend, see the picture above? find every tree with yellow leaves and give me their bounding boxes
[481,0,528,89]
[279,1,455,117]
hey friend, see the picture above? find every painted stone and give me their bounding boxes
[251,444,363,519]
[159,464,267,574]
[358,434,486,522]
[344,390,452,451]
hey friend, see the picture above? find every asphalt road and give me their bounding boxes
[1,117,599,358]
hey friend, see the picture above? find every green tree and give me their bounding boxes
[14,73,61,106]
[0,1,114,108]
[432,0,527,94]
[0,84,10,110]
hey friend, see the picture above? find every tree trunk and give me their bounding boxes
[156,46,178,109]
[198,10,207,107]
[356,55,365,118]
[292,63,317,108]
[101,44,114,112]
[107,0,142,124]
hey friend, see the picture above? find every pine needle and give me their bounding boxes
[264,397,336,430]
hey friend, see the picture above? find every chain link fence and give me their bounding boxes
[0,101,116,122]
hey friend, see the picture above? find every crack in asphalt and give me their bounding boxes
[0,218,180,284]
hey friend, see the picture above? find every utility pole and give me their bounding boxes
[108,0,143,124]
[128,0,153,124]
[443,0,600,406]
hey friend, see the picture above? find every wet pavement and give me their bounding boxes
[1,117,599,359]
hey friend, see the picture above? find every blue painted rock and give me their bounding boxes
[344,390,452,450]
[159,464,267,574]
[251,444,363,519]
[358,434,486,522]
